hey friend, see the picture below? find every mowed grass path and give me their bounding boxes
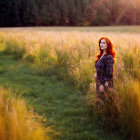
[0,52,104,140]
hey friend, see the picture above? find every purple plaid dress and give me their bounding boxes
[95,54,114,92]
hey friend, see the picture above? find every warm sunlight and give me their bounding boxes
[0,0,140,140]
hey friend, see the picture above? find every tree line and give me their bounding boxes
[0,0,140,27]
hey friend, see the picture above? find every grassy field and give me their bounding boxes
[0,52,99,140]
[0,26,140,140]
[1,26,140,33]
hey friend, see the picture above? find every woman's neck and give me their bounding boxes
[101,51,107,56]
[103,50,107,54]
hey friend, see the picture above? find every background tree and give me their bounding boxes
[0,0,140,27]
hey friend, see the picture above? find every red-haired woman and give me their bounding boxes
[94,37,116,93]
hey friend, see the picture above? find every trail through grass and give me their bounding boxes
[0,26,139,140]
[0,52,103,140]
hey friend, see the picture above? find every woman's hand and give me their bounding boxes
[105,81,109,87]
[94,73,97,80]
[99,85,104,92]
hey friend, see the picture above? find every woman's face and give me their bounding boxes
[100,39,107,50]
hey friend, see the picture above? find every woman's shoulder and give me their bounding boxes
[105,54,113,61]
[105,54,113,58]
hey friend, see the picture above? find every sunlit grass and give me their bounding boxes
[0,86,50,140]
[0,26,140,139]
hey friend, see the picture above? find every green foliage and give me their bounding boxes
[23,53,35,63]
[0,53,100,140]
[0,27,140,140]
[122,53,134,74]
[122,50,140,79]
[3,39,26,59]
[0,0,140,26]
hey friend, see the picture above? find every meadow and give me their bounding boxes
[0,26,139,140]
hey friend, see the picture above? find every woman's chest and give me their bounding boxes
[95,59,106,71]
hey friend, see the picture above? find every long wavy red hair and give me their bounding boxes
[95,37,116,63]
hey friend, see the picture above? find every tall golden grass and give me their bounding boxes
[0,27,140,139]
[88,79,140,139]
[0,86,50,140]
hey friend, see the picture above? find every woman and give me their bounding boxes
[94,37,116,93]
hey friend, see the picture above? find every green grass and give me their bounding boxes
[0,51,124,140]
[0,52,95,140]
[1,26,138,139]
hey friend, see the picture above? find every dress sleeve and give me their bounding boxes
[104,55,114,81]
